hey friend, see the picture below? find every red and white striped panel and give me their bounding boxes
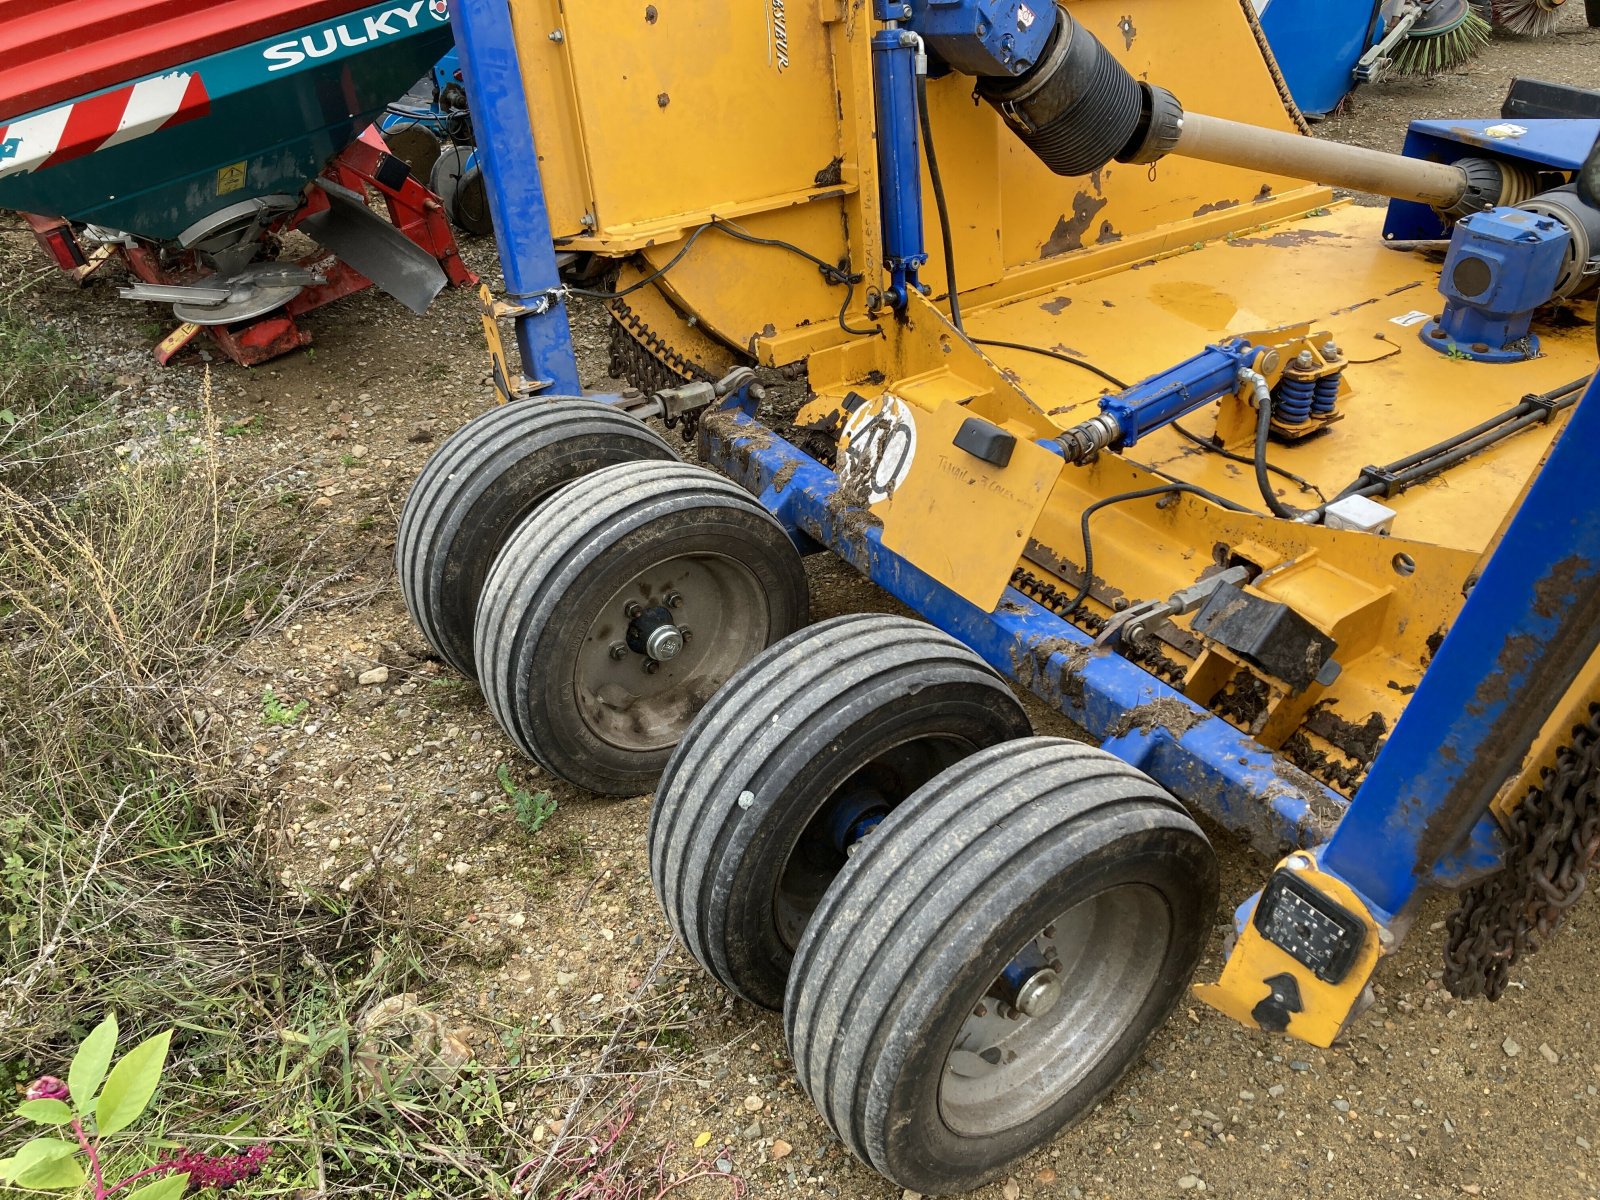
[0,72,210,181]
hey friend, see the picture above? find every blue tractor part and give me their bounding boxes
[1421,206,1570,362]
[1258,0,1382,117]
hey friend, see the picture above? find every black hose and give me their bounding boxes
[1254,390,1303,519]
[1171,421,1327,503]
[970,337,1130,390]
[1061,483,1256,617]
[1331,375,1591,502]
[917,71,963,334]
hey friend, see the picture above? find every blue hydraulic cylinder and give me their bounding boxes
[448,0,581,395]
[873,2,929,309]
[1054,339,1261,462]
[1420,207,1568,365]
[1319,371,1600,919]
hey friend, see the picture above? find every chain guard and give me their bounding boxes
[1443,703,1600,1000]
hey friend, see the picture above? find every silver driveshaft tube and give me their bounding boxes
[1174,111,1468,208]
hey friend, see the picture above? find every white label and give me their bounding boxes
[841,395,917,506]
[1390,310,1431,327]
[1018,4,1036,29]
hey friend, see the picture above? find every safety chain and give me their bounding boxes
[607,299,714,444]
[1443,703,1600,1000]
[1009,566,1188,685]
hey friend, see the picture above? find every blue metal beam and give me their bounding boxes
[701,407,1349,859]
[448,0,581,395]
[1320,371,1600,917]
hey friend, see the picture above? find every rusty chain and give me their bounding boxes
[1443,703,1600,1000]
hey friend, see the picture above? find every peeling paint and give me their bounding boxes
[1040,296,1072,315]
[1227,228,1345,249]
[1043,191,1109,257]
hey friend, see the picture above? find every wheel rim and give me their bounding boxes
[573,553,770,754]
[773,736,977,952]
[938,884,1172,1137]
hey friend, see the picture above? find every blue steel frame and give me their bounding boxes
[444,0,1600,934]
[447,0,581,396]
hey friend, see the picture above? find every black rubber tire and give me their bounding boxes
[650,614,1031,1009]
[396,399,676,681]
[385,123,443,184]
[785,737,1218,1195]
[451,164,493,237]
[428,143,470,216]
[475,459,810,795]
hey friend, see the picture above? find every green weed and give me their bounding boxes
[498,764,557,835]
[260,686,309,727]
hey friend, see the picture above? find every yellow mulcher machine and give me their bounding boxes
[393,0,1600,1190]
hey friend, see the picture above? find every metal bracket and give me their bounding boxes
[1094,565,1251,652]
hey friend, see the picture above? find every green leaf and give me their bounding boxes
[69,1013,119,1110]
[16,1099,74,1125]
[94,1029,171,1136]
[14,1155,86,1190]
[0,409,15,426]
[124,1173,189,1200]
[1,1138,83,1190]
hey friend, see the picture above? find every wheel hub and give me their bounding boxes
[1014,968,1063,1018]
[626,603,686,662]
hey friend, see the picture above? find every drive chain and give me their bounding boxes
[1443,703,1600,1000]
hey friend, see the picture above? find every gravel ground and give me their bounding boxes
[7,12,1600,1198]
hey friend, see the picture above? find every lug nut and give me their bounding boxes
[643,659,660,674]
[609,642,628,660]
[625,601,643,619]
[666,592,684,609]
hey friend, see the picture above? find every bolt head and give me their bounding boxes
[643,659,660,675]
[1294,349,1315,368]
[666,592,684,609]
[609,642,628,660]
[625,601,643,619]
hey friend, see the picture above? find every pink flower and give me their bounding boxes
[25,1077,69,1102]
[163,1145,271,1190]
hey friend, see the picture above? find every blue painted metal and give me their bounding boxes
[872,1,929,310]
[448,0,581,395]
[907,0,1056,78]
[1318,371,1600,918]
[379,49,466,141]
[824,790,890,855]
[1257,0,1381,119]
[701,406,1350,860]
[1093,339,1256,450]
[1420,206,1568,363]
[1384,118,1600,241]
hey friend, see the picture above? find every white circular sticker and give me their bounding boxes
[840,395,917,505]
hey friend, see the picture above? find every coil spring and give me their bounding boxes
[1274,374,1315,424]
[1313,369,1341,417]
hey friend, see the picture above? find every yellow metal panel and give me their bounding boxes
[963,204,1593,556]
[510,0,595,238]
[874,400,1063,611]
[556,1,845,233]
